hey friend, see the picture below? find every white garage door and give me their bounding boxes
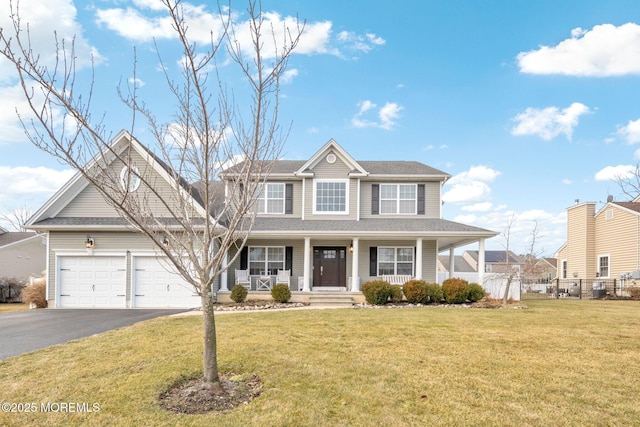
[133,256,200,308]
[59,256,126,308]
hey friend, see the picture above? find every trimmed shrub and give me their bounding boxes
[230,284,248,303]
[467,283,486,302]
[402,279,429,304]
[271,284,292,303]
[442,278,470,304]
[389,285,403,303]
[20,281,47,308]
[361,280,393,305]
[425,282,443,304]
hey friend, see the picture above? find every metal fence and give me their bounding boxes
[520,278,633,300]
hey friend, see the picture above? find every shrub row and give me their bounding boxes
[361,278,486,306]
[229,283,292,304]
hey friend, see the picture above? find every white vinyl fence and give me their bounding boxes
[437,272,521,301]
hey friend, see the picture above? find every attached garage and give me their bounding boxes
[58,256,126,308]
[132,256,200,308]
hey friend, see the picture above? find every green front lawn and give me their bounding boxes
[1,300,639,426]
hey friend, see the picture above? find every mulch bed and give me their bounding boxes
[158,372,263,414]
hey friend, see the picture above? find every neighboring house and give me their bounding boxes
[528,257,557,281]
[556,197,640,283]
[27,133,497,308]
[437,255,475,274]
[0,226,46,281]
[462,250,522,274]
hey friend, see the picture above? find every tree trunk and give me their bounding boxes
[201,288,219,384]
[503,276,512,306]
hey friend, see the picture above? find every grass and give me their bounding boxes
[0,303,28,314]
[1,300,640,426]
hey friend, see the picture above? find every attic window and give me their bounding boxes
[326,153,337,164]
[120,166,141,192]
[606,209,614,220]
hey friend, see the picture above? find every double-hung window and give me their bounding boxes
[248,247,284,276]
[378,247,414,276]
[314,180,348,214]
[380,184,417,214]
[598,255,609,278]
[257,183,285,214]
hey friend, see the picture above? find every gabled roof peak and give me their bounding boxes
[294,139,368,177]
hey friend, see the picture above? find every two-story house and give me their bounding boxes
[26,132,497,308]
[556,197,640,293]
[218,139,498,301]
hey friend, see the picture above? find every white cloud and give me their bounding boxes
[616,118,640,144]
[562,178,573,185]
[443,165,501,205]
[337,31,385,54]
[511,102,591,141]
[0,166,75,203]
[517,23,640,76]
[594,165,637,181]
[128,77,146,87]
[0,0,101,84]
[351,100,403,130]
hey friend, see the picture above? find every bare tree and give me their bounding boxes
[0,204,34,231]
[614,164,640,200]
[499,214,519,306]
[0,0,302,391]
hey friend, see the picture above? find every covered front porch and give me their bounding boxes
[217,231,493,302]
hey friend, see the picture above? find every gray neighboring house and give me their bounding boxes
[0,226,46,281]
[26,133,498,308]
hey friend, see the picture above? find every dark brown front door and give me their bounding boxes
[313,247,346,287]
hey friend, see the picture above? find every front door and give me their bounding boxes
[313,247,346,287]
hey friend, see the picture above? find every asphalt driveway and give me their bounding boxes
[0,308,190,359]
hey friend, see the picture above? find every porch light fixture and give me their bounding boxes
[162,237,170,248]
[349,242,353,253]
[85,237,95,249]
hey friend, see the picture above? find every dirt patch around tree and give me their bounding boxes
[158,372,263,414]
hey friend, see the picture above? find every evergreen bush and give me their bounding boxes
[467,283,486,302]
[402,279,429,304]
[230,284,248,303]
[361,280,393,305]
[442,278,469,304]
[271,284,292,303]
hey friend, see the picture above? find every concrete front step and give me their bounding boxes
[308,293,354,307]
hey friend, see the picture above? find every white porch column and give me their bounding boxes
[220,250,229,292]
[449,247,455,279]
[351,238,360,291]
[303,237,312,291]
[478,239,486,286]
[415,238,423,280]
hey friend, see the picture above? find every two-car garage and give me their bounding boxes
[57,255,200,309]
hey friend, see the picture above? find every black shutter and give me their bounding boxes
[240,246,248,270]
[371,184,379,215]
[369,246,378,276]
[417,184,425,215]
[285,246,293,273]
[285,183,293,214]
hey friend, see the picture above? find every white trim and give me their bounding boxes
[597,254,610,279]
[256,182,286,215]
[379,183,418,215]
[312,179,350,215]
[377,246,415,276]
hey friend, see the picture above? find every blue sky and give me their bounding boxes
[2,0,640,256]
